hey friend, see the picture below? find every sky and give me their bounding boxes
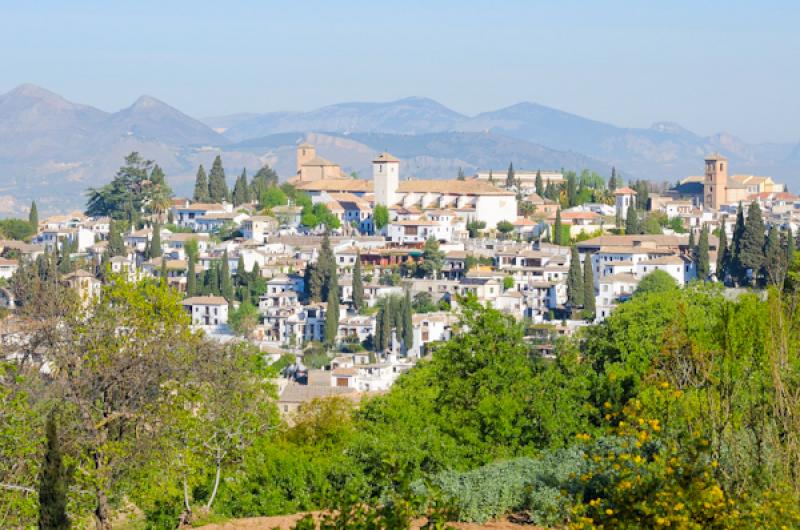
[1,0,799,143]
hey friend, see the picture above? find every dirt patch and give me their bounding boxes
[197,514,536,530]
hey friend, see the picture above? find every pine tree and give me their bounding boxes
[402,290,413,351]
[625,205,639,235]
[208,155,229,202]
[193,165,210,202]
[583,253,595,317]
[506,162,515,189]
[717,219,728,281]
[567,245,584,307]
[535,170,544,197]
[38,412,70,530]
[150,222,162,258]
[186,253,196,296]
[29,200,39,230]
[554,208,563,245]
[324,268,340,347]
[108,219,125,257]
[220,250,233,301]
[697,224,710,280]
[352,254,364,311]
[738,200,765,284]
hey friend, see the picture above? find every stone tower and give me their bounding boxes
[704,154,728,210]
[296,143,316,179]
[373,152,400,206]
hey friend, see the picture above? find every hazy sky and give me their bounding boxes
[2,0,798,143]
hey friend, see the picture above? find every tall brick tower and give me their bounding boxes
[704,154,728,210]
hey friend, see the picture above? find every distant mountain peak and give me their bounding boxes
[650,121,695,136]
[128,94,170,111]
[3,83,74,107]
[10,83,55,97]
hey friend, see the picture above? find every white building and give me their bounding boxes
[182,296,229,326]
[614,187,637,219]
[295,148,517,229]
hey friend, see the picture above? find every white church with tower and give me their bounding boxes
[293,145,517,229]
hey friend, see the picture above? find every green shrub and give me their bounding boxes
[421,448,585,525]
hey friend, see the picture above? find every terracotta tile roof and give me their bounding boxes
[182,295,228,305]
[373,152,400,163]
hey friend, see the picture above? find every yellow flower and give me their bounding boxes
[605,509,614,515]
[674,503,684,511]
[604,401,612,409]
[660,381,670,389]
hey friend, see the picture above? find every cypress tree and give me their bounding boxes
[697,224,710,280]
[308,264,323,303]
[625,205,639,235]
[324,268,340,347]
[506,162,515,189]
[731,202,746,280]
[402,290,413,351]
[763,225,783,286]
[786,225,795,273]
[193,165,210,202]
[220,250,233,301]
[150,222,162,258]
[379,300,392,352]
[319,232,335,302]
[738,201,765,284]
[554,209,563,245]
[608,167,617,192]
[236,255,246,286]
[232,170,249,206]
[208,155,229,202]
[567,245,584,307]
[108,219,125,257]
[566,172,577,207]
[535,170,544,197]
[38,412,70,530]
[488,169,494,184]
[717,219,728,281]
[29,200,39,231]
[583,253,595,317]
[375,309,385,352]
[688,230,696,258]
[159,256,168,285]
[186,253,196,296]
[208,263,220,295]
[352,254,364,311]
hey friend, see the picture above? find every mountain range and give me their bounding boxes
[0,84,798,216]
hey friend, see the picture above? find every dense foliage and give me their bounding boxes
[5,257,800,528]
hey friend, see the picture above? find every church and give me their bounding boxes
[291,145,518,229]
[703,154,785,210]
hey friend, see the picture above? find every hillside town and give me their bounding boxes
[1,146,795,412]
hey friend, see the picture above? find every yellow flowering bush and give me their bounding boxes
[569,390,800,529]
